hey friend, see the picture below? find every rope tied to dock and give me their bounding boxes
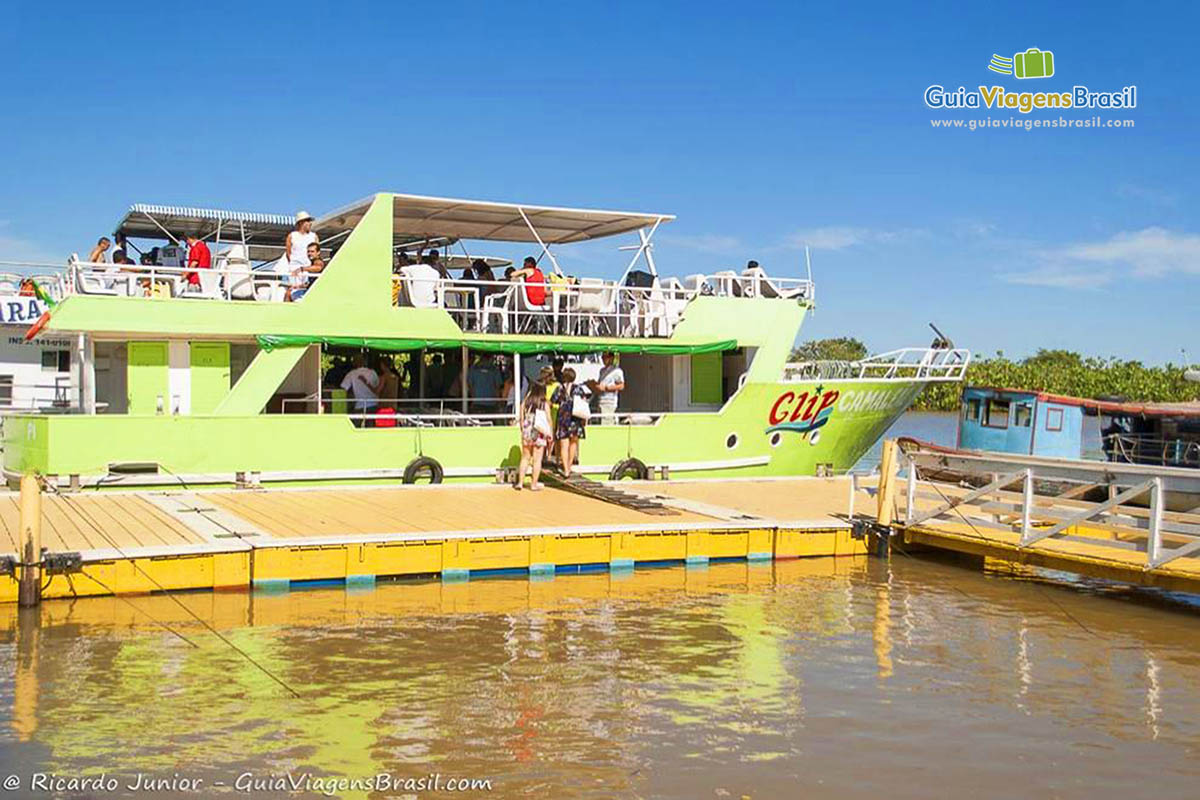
[37,475,302,699]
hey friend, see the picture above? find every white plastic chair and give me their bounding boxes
[659,276,690,333]
[682,274,710,296]
[180,269,223,299]
[70,255,127,296]
[573,278,617,336]
[712,270,744,297]
[514,279,551,333]
[220,245,257,300]
[482,286,514,333]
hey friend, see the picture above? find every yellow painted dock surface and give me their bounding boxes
[0,477,875,603]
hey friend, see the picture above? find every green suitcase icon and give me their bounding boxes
[1014,48,1054,79]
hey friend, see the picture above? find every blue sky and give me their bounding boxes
[3,1,1197,363]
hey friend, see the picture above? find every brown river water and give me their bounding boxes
[0,554,1196,799]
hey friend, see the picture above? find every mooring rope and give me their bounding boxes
[42,479,301,698]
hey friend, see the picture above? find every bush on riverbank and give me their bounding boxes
[791,339,1199,412]
[913,350,1198,411]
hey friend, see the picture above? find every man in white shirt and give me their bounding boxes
[590,350,625,425]
[399,261,442,307]
[339,355,379,426]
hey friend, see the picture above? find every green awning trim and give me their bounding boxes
[257,334,737,356]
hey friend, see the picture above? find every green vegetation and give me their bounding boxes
[792,339,1199,412]
[790,337,868,362]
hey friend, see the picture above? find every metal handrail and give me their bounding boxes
[783,347,971,382]
[1103,434,1200,468]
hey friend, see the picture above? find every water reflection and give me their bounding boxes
[0,556,1197,799]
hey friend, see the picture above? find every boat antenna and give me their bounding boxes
[928,322,954,349]
[804,246,815,313]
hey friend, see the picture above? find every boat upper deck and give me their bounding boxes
[34,192,813,344]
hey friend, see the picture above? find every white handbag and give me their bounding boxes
[570,397,591,422]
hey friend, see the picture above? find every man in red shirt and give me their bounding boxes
[511,256,547,306]
[184,234,212,288]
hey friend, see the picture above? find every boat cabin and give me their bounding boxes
[958,386,1200,469]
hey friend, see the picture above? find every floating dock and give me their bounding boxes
[878,441,1200,594]
[0,477,873,603]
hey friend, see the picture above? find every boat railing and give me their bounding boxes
[67,257,288,301]
[0,262,69,302]
[393,271,812,338]
[783,347,971,383]
[46,255,813,340]
[1103,433,1200,469]
[280,393,667,426]
[0,377,78,413]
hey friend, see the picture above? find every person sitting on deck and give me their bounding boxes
[183,234,211,290]
[289,242,325,301]
[510,256,547,307]
[398,256,441,307]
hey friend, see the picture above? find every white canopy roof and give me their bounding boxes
[316,193,673,245]
[116,204,295,244]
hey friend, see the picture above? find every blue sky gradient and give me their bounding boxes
[3,1,1197,362]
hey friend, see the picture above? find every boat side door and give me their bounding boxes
[127,341,169,415]
[189,342,231,414]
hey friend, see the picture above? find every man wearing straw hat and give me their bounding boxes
[284,210,320,301]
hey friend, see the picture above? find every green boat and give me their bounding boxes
[4,193,969,488]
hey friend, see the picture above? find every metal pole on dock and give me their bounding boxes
[18,475,42,608]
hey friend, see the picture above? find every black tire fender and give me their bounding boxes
[403,456,444,484]
[609,458,649,481]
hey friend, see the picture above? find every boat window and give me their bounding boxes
[982,398,1010,429]
[964,398,981,422]
[1013,404,1032,427]
[1045,407,1064,432]
[40,349,70,372]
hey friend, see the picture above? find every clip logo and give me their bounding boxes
[988,48,1055,79]
[766,386,840,444]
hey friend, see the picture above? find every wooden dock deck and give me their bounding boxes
[0,477,876,603]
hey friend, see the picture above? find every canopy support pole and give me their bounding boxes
[517,207,563,277]
[617,217,665,285]
[141,212,182,245]
[512,353,521,422]
[461,345,468,413]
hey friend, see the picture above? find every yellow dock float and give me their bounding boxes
[0,477,874,603]
[879,440,1200,594]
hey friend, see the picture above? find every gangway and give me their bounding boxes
[874,440,1200,594]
